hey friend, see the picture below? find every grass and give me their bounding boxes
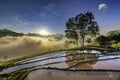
[0,68,31,80]
[111,42,120,48]
[67,45,116,52]
[0,61,15,72]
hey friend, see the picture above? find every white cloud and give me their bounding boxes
[40,3,60,17]
[98,3,108,10]
[43,3,56,11]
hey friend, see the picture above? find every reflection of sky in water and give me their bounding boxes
[0,56,67,74]
[17,51,66,64]
[25,70,120,80]
[1,50,120,74]
[77,50,101,54]
[93,58,120,70]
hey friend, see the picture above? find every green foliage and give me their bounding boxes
[94,30,120,48]
[111,42,120,48]
[94,35,110,47]
[0,61,15,71]
[0,69,31,80]
[107,30,120,43]
[110,40,118,44]
[65,18,79,41]
[65,12,99,46]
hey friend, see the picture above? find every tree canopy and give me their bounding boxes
[65,12,99,46]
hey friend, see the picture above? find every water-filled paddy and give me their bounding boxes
[0,50,120,80]
[25,69,120,80]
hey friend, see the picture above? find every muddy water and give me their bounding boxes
[25,69,120,80]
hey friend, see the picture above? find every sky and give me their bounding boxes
[0,0,120,34]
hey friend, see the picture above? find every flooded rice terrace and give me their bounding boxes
[25,69,120,80]
[0,50,120,80]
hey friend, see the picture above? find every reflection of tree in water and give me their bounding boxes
[65,51,98,70]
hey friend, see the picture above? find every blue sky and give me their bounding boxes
[0,0,120,34]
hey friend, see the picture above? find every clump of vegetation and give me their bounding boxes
[94,30,120,48]
[0,61,15,71]
[111,43,120,48]
[0,69,31,80]
[94,35,110,47]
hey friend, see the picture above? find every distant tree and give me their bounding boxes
[0,29,24,37]
[107,30,120,43]
[65,12,99,46]
[3,56,8,60]
[95,35,110,47]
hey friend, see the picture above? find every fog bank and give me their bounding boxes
[0,36,65,61]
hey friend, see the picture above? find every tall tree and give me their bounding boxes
[65,12,99,46]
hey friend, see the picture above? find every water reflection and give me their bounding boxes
[1,50,120,74]
[25,69,120,80]
[65,51,98,70]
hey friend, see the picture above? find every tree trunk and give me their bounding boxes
[83,37,84,46]
[82,36,85,46]
[76,39,79,47]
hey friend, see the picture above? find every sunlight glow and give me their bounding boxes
[39,29,50,35]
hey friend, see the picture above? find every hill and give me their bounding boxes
[0,29,24,37]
